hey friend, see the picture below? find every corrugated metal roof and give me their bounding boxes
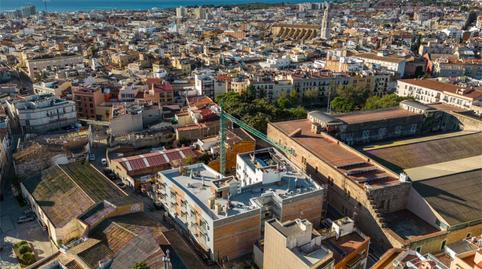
[117,147,196,172]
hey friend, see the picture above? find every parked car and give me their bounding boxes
[17,215,35,224]
[89,153,95,161]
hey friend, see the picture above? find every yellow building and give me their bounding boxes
[208,129,256,173]
[171,57,192,74]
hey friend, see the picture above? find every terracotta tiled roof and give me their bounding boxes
[399,79,482,100]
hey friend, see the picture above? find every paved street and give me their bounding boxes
[0,180,56,268]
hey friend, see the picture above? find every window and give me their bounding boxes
[440,240,446,251]
[466,233,471,238]
[362,130,370,141]
[410,124,417,134]
[416,246,422,253]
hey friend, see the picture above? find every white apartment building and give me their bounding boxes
[14,93,77,133]
[194,71,216,99]
[397,79,482,110]
[149,147,325,263]
[355,52,407,77]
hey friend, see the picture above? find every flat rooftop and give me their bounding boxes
[323,232,367,264]
[335,108,417,125]
[161,162,321,220]
[384,210,439,240]
[412,169,482,226]
[270,119,399,187]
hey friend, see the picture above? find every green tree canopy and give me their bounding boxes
[330,96,356,113]
[216,92,306,133]
[363,94,409,110]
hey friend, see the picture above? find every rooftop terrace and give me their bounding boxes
[384,210,440,240]
[160,159,322,220]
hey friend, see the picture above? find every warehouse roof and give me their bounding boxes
[22,162,129,227]
[365,132,482,171]
[412,169,482,226]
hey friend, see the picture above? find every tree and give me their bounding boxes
[197,152,212,164]
[289,91,299,106]
[363,94,410,111]
[276,94,290,109]
[288,107,307,119]
[302,89,319,106]
[20,253,35,266]
[133,262,149,269]
[18,245,32,254]
[330,96,356,113]
[244,85,257,101]
[336,85,370,110]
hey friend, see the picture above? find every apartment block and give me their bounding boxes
[354,53,407,77]
[149,147,326,263]
[72,87,105,120]
[256,217,370,269]
[25,54,84,78]
[13,93,77,133]
[262,218,335,269]
[397,79,482,110]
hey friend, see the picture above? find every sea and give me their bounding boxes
[0,0,322,12]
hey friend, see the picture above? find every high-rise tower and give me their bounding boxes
[320,2,331,40]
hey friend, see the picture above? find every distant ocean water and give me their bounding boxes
[0,0,321,12]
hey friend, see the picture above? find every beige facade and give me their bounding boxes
[25,55,83,78]
[263,219,335,269]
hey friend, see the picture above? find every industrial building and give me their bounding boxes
[20,162,143,246]
[267,101,481,254]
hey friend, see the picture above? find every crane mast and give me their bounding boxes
[218,102,293,176]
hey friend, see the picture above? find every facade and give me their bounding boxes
[148,147,326,263]
[195,72,215,99]
[271,24,320,40]
[307,101,458,146]
[25,54,83,78]
[176,6,187,18]
[262,219,335,269]
[354,53,407,77]
[397,79,482,110]
[72,87,105,120]
[14,93,77,133]
[257,217,370,269]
